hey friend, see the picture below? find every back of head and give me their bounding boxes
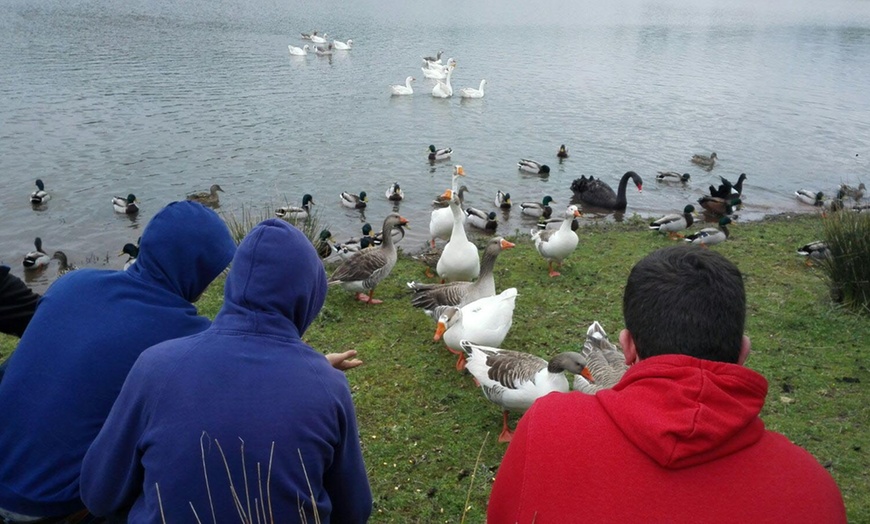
[623,245,745,363]
[133,201,236,302]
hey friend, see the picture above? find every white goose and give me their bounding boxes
[429,166,466,247]
[436,188,480,282]
[460,340,587,442]
[459,79,486,99]
[433,287,519,370]
[310,32,328,44]
[431,63,456,98]
[531,205,582,277]
[333,39,352,50]
[288,44,309,56]
[390,76,414,96]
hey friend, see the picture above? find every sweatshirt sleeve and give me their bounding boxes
[80,355,153,516]
[323,383,372,524]
[487,403,536,523]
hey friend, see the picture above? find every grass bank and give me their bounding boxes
[2,213,867,522]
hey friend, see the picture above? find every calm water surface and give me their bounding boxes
[2,0,870,291]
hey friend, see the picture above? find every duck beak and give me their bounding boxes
[500,239,515,249]
[433,322,447,341]
[117,251,125,257]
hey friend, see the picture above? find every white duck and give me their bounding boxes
[390,76,414,96]
[333,39,352,50]
[429,166,466,247]
[434,288,519,370]
[461,340,587,442]
[431,63,456,98]
[436,189,480,282]
[459,79,486,99]
[310,32,328,44]
[288,44,309,56]
[531,205,581,277]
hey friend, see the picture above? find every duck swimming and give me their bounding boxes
[52,251,77,276]
[557,145,569,159]
[517,159,550,175]
[112,194,139,214]
[520,195,555,219]
[428,145,452,162]
[570,171,643,211]
[390,76,414,96]
[30,179,50,205]
[795,189,824,207]
[494,190,512,209]
[186,184,224,208]
[276,194,315,219]
[385,182,404,201]
[691,151,718,170]
[23,237,50,270]
[656,172,690,184]
[340,191,368,209]
[465,207,498,231]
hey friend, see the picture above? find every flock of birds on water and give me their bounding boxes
[16,33,869,439]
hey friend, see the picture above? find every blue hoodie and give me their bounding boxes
[0,201,236,517]
[81,219,372,523]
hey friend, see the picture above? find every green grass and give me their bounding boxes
[1,213,867,522]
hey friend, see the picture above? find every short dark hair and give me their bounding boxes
[623,245,746,363]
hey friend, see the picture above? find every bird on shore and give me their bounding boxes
[119,242,139,270]
[650,205,696,239]
[30,179,50,205]
[685,216,733,246]
[186,184,224,208]
[112,194,139,214]
[531,205,581,277]
[796,241,829,266]
[840,182,865,202]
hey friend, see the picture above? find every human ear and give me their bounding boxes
[737,335,751,365]
[620,329,639,365]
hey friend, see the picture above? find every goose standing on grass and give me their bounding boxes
[531,205,582,277]
[52,251,77,276]
[495,191,512,209]
[460,340,587,443]
[650,205,696,239]
[570,172,643,211]
[795,189,824,207]
[30,179,50,205]
[276,194,315,220]
[23,237,50,270]
[685,216,733,247]
[328,213,409,304]
[186,184,224,208]
[332,39,352,50]
[465,207,497,231]
[429,166,466,247]
[390,76,415,96]
[436,189,480,282]
[340,191,368,209]
[656,171,691,184]
[119,242,139,270]
[691,151,718,170]
[408,237,514,316]
[840,182,866,202]
[431,62,456,98]
[520,195,555,219]
[112,194,139,214]
[428,145,452,161]
[288,44,309,56]
[572,321,627,394]
[459,79,486,99]
[796,241,829,266]
[517,159,550,175]
[385,182,404,201]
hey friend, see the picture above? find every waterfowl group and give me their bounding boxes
[570,172,643,211]
[186,184,224,208]
[112,194,139,214]
[840,182,865,202]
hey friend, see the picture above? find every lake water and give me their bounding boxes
[2,0,870,292]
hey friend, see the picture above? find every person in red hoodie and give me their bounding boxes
[487,244,847,523]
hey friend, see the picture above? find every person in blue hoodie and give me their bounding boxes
[80,218,373,523]
[0,201,237,521]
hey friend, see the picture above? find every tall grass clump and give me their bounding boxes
[821,210,870,313]
[220,201,327,247]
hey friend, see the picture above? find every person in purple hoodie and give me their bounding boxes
[81,218,372,523]
[0,201,238,522]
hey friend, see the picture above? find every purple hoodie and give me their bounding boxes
[81,219,372,523]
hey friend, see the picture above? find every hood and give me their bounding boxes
[215,219,326,339]
[597,354,768,469]
[129,201,236,302]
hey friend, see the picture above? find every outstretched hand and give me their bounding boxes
[326,350,363,371]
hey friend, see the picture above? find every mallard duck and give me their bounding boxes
[531,205,582,277]
[517,159,550,175]
[494,190,512,209]
[720,173,748,197]
[460,340,586,442]
[314,229,337,259]
[570,172,643,211]
[656,171,690,183]
[23,237,50,269]
[119,242,139,270]
[572,321,627,394]
[465,207,497,231]
[685,216,733,246]
[408,237,514,315]
[840,182,866,202]
[650,205,696,239]
[557,145,569,159]
[698,195,741,216]
[112,194,139,214]
[536,216,580,231]
[340,191,368,209]
[520,195,555,218]
[458,79,486,99]
[433,184,467,208]
[431,62,456,98]
[385,182,404,201]
[436,190,480,282]
[287,44,309,56]
[30,179,50,205]
[795,189,824,207]
[390,76,414,96]
[276,194,315,219]
[328,214,408,303]
[796,241,830,266]
[186,184,224,208]
[691,151,718,170]
[333,39,352,50]
[51,251,77,276]
[428,145,453,162]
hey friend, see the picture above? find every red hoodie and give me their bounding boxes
[487,354,846,523]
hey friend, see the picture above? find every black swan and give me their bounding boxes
[570,171,643,211]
